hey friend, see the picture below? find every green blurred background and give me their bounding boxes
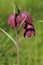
[0,0,43,65]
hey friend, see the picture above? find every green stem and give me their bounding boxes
[13,0,19,14]
[14,28,20,65]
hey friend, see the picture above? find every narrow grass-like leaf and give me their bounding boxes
[0,28,18,48]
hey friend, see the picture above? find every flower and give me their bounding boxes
[23,23,35,37]
[7,8,20,28]
[7,13,16,28]
[16,11,32,24]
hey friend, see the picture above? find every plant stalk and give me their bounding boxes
[14,27,20,65]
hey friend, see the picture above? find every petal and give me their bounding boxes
[26,31,31,37]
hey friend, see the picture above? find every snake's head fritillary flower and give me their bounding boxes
[23,23,35,37]
[7,8,20,28]
[18,11,32,23]
[7,13,16,28]
[16,10,32,27]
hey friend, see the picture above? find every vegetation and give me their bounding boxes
[0,0,43,65]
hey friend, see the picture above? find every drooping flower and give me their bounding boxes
[7,13,16,28]
[23,23,35,37]
[7,8,20,28]
[16,11,32,24]
[15,10,32,28]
